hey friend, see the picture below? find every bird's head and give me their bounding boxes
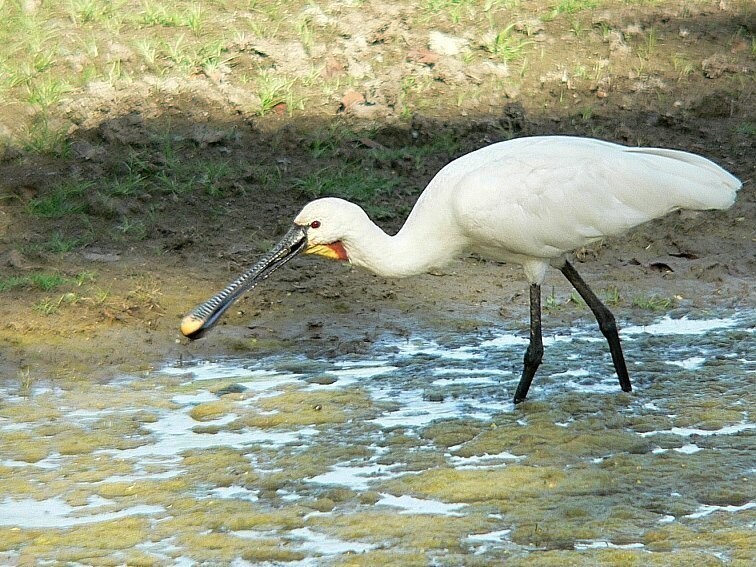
[295,197,370,262]
[180,198,359,339]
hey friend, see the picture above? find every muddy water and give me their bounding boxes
[0,311,753,565]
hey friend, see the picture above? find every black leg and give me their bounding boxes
[559,260,632,393]
[514,283,544,404]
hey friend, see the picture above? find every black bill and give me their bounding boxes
[180,224,307,340]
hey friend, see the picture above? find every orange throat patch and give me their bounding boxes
[305,241,349,262]
[328,241,348,261]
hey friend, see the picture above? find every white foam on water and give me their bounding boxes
[1,452,63,470]
[467,528,514,555]
[99,469,182,483]
[640,421,755,438]
[467,528,512,543]
[306,461,414,491]
[674,443,703,454]
[395,338,479,360]
[369,389,494,428]
[574,540,645,550]
[376,493,468,516]
[0,420,33,431]
[171,390,220,405]
[478,334,529,349]
[208,485,259,502]
[287,527,377,555]
[479,332,584,350]
[684,501,756,519]
[432,376,499,386]
[304,365,398,390]
[0,495,164,528]
[106,408,318,459]
[330,365,397,379]
[233,529,278,540]
[544,367,623,394]
[161,362,281,382]
[665,356,707,370]
[432,367,512,377]
[164,361,307,396]
[236,374,302,393]
[335,359,391,368]
[560,378,621,394]
[447,450,524,469]
[277,489,303,502]
[621,316,739,336]
[550,368,590,379]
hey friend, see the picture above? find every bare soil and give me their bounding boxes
[0,1,753,386]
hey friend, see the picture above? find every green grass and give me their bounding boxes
[27,181,91,218]
[68,0,118,25]
[140,2,204,32]
[24,149,238,222]
[106,172,146,197]
[0,0,749,236]
[369,132,462,168]
[631,294,674,311]
[256,72,299,116]
[486,25,533,63]
[34,231,87,254]
[115,217,147,240]
[548,0,599,17]
[601,285,621,307]
[0,273,69,292]
[735,122,755,137]
[293,164,400,219]
[543,288,561,311]
[20,116,70,156]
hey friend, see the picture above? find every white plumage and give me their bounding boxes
[184,136,741,403]
[297,136,740,281]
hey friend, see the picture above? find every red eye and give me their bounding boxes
[310,220,321,229]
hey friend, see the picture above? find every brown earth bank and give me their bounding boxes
[0,0,753,387]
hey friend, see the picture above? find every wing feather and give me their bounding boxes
[440,137,741,259]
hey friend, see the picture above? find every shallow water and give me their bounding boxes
[0,311,754,565]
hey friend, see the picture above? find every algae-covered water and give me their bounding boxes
[1,311,754,565]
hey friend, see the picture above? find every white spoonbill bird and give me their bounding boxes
[181,136,741,403]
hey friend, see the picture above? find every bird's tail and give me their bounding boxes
[626,147,742,210]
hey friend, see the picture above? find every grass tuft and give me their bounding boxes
[487,24,532,63]
[27,181,91,217]
[0,273,69,292]
[631,294,674,311]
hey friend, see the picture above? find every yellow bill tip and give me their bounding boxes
[180,314,205,337]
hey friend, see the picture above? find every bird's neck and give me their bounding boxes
[343,214,462,278]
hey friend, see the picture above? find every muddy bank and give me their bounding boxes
[1,0,753,382]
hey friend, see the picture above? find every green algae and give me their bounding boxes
[382,466,566,503]
[451,419,651,465]
[95,477,190,501]
[1,312,753,565]
[310,510,496,552]
[241,544,307,563]
[188,399,235,421]
[237,386,377,427]
[643,521,756,563]
[0,429,50,462]
[332,549,429,566]
[23,517,152,563]
[420,418,489,448]
[181,447,259,487]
